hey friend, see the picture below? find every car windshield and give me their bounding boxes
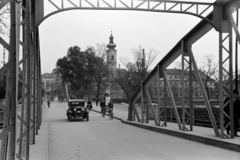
[69,101,85,107]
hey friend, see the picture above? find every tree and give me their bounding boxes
[56,46,98,97]
[0,4,10,36]
[115,45,159,100]
[199,54,218,99]
[112,70,132,100]
[92,43,108,105]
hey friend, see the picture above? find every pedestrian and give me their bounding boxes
[47,98,51,108]
[100,99,106,117]
[224,89,240,137]
[86,100,92,111]
[108,100,114,120]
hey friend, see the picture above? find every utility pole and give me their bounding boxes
[142,49,146,81]
[142,49,148,123]
[235,10,239,91]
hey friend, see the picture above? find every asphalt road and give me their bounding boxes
[34,100,240,160]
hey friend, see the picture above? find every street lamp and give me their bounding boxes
[127,72,132,120]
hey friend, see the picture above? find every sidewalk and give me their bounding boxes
[92,102,240,152]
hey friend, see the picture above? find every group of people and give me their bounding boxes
[58,95,64,102]
[224,89,240,137]
[100,98,114,120]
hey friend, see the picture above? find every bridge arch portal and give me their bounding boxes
[36,0,216,28]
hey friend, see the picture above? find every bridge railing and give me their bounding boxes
[141,105,240,131]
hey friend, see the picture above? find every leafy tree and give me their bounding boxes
[56,45,108,99]
[56,46,98,96]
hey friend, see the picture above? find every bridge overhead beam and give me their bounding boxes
[224,0,240,15]
[213,0,240,32]
[36,0,215,26]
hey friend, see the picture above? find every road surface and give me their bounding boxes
[30,100,240,160]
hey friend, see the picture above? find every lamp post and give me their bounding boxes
[127,72,132,120]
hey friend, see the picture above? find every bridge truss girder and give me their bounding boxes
[0,1,42,160]
[129,0,240,139]
[0,0,240,160]
[36,0,214,26]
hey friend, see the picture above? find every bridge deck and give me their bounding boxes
[29,101,240,160]
[90,103,240,152]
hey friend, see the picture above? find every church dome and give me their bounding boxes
[107,33,116,49]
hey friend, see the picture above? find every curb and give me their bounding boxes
[92,109,240,152]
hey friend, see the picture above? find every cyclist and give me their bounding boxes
[108,100,114,120]
[100,99,106,117]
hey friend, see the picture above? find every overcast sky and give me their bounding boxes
[38,0,225,73]
[2,0,238,74]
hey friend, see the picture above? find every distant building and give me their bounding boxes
[148,68,217,102]
[100,32,127,100]
[42,72,57,96]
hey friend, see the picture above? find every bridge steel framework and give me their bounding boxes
[0,0,239,159]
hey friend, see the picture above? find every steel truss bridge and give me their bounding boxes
[0,0,240,159]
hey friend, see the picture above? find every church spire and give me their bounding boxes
[107,31,116,49]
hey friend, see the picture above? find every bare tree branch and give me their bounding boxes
[0,4,10,36]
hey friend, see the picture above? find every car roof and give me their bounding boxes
[68,99,85,102]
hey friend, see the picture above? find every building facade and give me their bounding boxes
[42,72,57,96]
[148,69,217,103]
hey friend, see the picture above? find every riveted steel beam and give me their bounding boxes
[187,44,220,137]
[181,40,193,131]
[218,19,234,139]
[130,12,214,118]
[163,70,182,130]
[145,87,158,125]
[36,0,216,27]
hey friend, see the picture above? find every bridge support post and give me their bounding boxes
[218,20,234,139]
[187,45,220,137]
[181,40,193,131]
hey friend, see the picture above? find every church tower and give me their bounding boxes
[106,32,117,78]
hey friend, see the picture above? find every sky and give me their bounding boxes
[1,0,239,74]
[38,0,227,74]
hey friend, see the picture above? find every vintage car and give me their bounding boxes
[66,99,89,121]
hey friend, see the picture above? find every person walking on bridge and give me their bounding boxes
[100,99,106,117]
[47,98,51,108]
[108,100,114,120]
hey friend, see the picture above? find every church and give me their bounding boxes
[100,32,128,102]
